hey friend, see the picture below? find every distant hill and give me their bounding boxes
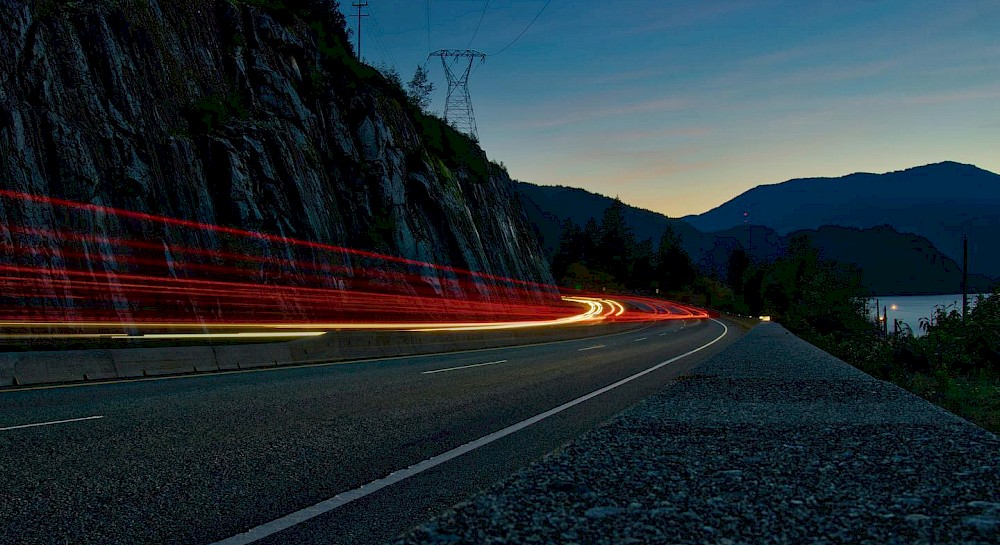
[793,226,994,295]
[682,162,1000,276]
[516,180,995,295]
[514,182,703,257]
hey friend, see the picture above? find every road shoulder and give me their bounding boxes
[392,322,1000,544]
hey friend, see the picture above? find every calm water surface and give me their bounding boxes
[869,294,984,336]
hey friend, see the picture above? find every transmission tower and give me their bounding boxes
[429,49,486,139]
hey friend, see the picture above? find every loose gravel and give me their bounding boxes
[392,323,1000,544]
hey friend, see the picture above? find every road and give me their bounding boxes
[0,318,737,545]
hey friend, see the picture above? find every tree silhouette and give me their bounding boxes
[726,246,751,296]
[407,65,434,111]
[552,219,584,280]
[631,238,655,289]
[596,198,635,281]
[656,226,696,291]
[583,217,600,266]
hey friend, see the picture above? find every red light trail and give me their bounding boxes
[0,191,707,340]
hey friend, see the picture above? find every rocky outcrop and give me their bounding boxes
[0,0,554,323]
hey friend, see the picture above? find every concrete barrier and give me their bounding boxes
[0,353,16,387]
[112,346,219,377]
[215,344,292,370]
[1,321,650,388]
[5,349,117,385]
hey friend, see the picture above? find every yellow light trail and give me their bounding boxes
[110,332,328,340]
[0,297,614,338]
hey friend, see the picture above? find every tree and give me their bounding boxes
[762,235,867,335]
[583,217,600,266]
[656,226,696,292]
[744,269,766,316]
[552,219,584,281]
[630,238,656,290]
[596,198,635,281]
[378,65,404,93]
[304,1,353,58]
[407,65,434,111]
[726,246,751,296]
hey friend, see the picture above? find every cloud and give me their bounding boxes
[772,60,900,87]
[515,96,692,130]
[600,126,714,143]
[625,0,775,35]
[902,87,1000,106]
[542,146,713,186]
[571,67,671,86]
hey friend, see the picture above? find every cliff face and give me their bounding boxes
[0,0,554,322]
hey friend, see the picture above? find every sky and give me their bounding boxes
[340,0,1000,217]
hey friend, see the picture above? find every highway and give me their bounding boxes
[0,318,737,545]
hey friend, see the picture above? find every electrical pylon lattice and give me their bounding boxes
[429,49,486,139]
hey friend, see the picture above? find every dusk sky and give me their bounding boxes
[342,0,1000,217]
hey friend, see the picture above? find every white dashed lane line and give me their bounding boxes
[422,360,507,375]
[207,320,730,545]
[0,415,104,432]
[577,345,606,352]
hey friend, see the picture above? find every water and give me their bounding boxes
[869,294,983,336]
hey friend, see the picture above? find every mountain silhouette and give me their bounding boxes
[515,181,702,257]
[517,175,996,295]
[682,162,1000,276]
[794,225,994,295]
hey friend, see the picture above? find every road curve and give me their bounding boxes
[0,318,738,545]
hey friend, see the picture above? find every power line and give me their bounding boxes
[467,0,490,48]
[425,0,432,53]
[372,25,397,71]
[352,1,369,61]
[488,0,552,56]
[367,2,399,71]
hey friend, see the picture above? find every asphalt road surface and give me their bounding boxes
[0,318,738,545]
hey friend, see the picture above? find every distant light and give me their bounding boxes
[890,304,898,311]
[759,315,771,322]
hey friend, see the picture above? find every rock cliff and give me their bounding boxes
[0,0,555,323]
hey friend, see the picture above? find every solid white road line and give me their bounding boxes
[207,319,730,545]
[0,415,104,432]
[422,360,507,375]
[577,344,605,351]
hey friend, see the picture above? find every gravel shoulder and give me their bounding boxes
[392,322,1000,544]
